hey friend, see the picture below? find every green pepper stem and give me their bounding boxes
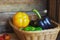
[33,9,42,19]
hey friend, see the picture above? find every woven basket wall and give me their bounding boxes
[9,19,60,40]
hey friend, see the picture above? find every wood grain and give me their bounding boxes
[0,0,42,12]
[48,0,56,21]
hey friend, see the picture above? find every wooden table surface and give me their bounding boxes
[9,33,19,40]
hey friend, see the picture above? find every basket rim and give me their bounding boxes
[9,19,60,33]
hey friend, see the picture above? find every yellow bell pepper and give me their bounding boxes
[13,12,30,28]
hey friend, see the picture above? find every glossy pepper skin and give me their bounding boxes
[37,18,51,29]
[23,26,35,31]
[44,17,55,29]
[35,27,42,31]
[20,25,42,31]
[13,12,30,28]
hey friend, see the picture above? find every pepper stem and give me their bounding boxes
[33,9,42,19]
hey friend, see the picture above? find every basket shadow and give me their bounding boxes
[5,19,14,33]
[56,31,60,40]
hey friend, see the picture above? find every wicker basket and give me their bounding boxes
[9,20,60,40]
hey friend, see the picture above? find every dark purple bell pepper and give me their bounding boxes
[33,9,53,29]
